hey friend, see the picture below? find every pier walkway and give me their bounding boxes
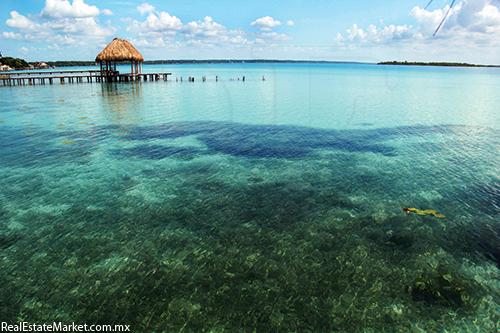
[1,70,172,86]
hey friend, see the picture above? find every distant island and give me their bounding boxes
[378,61,500,68]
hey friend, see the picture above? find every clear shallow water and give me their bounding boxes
[1,63,500,332]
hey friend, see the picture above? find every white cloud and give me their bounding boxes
[251,16,282,31]
[101,9,114,16]
[259,32,292,41]
[4,9,115,45]
[2,31,23,40]
[47,17,115,37]
[19,47,28,52]
[127,11,182,36]
[42,0,100,19]
[129,37,179,49]
[337,0,500,46]
[336,23,418,45]
[6,11,36,30]
[229,35,250,45]
[286,20,294,26]
[181,16,227,39]
[409,1,500,36]
[137,3,155,16]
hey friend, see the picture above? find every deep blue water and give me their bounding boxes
[1,63,500,332]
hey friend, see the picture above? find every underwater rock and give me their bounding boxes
[411,267,469,308]
[387,230,415,249]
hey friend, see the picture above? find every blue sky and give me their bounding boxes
[2,0,500,64]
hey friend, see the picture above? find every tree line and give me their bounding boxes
[0,57,30,69]
[378,61,500,68]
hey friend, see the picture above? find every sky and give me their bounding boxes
[1,0,500,64]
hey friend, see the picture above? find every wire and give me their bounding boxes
[433,0,456,36]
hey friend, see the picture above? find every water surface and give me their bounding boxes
[1,63,500,332]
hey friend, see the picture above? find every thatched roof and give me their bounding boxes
[95,38,144,62]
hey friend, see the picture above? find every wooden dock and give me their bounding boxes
[1,70,172,86]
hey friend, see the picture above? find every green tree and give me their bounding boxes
[0,56,30,69]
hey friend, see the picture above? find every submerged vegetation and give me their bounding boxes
[1,120,500,332]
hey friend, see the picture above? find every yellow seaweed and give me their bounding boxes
[404,207,446,218]
[61,140,75,144]
[0,120,5,123]
[57,124,64,126]
[24,130,35,133]
[77,116,88,119]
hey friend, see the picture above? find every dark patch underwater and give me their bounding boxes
[121,121,399,159]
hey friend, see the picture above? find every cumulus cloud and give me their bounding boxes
[101,9,114,16]
[229,35,250,45]
[255,32,292,45]
[335,23,418,45]
[127,37,179,49]
[286,20,294,26]
[4,9,115,45]
[42,0,100,19]
[181,16,227,39]
[137,3,155,16]
[336,0,500,47]
[6,11,36,30]
[2,31,23,40]
[251,16,282,31]
[127,11,182,36]
[259,32,292,41]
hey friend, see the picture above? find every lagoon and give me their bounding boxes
[1,63,500,332]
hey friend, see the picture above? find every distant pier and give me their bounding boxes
[1,70,172,86]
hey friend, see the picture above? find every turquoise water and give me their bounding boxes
[1,63,500,332]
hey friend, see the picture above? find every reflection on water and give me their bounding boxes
[100,82,144,127]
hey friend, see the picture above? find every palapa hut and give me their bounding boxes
[95,38,144,78]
